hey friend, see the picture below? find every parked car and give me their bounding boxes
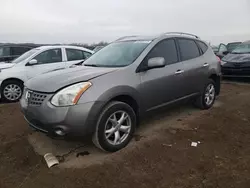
[0,45,93,102]
[20,32,221,152]
[221,40,250,77]
[0,44,38,63]
[215,42,241,59]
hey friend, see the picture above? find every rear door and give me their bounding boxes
[26,48,65,79]
[176,38,208,95]
[64,48,92,67]
[138,39,187,111]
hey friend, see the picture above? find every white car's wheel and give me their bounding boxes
[1,80,23,102]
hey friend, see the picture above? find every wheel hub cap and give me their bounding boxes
[3,84,22,101]
[104,111,131,146]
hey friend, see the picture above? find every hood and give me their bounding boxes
[26,66,118,92]
[223,53,250,63]
[0,63,15,69]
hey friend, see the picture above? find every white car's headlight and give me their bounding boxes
[220,61,227,65]
[51,82,92,107]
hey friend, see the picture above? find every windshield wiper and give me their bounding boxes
[84,64,99,67]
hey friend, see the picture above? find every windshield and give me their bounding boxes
[12,49,39,63]
[84,41,151,67]
[227,43,241,52]
[231,43,250,54]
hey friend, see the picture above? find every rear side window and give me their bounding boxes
[12,47,31,56]
[178,39,200,61]
[197,41,208,53]
[147,39,178,65]
[66,49,85,61]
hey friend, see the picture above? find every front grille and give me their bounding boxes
[29,91,47,106]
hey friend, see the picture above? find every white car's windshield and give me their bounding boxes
[12,49,39,63]
[232,43,250,54]
[84,40,151,67]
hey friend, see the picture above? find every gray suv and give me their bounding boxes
[20,32,221,152]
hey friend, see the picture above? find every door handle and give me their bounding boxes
[175,70,184,75]
[203,63,209,67]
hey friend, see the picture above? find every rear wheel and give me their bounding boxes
[194,79,216,110]
[1,80,23,102]
[93,101,136,152]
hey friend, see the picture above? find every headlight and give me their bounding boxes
[51,82,92,106]
[220,61,227,65]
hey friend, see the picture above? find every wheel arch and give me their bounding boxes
[96,86,142,125]
[1,78,24,87]
[208,73,221,95]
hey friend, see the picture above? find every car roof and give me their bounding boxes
[243,40,250,44]
[35,45,93,53]
[116,32,201,42]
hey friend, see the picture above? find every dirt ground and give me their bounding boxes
[1,82,250,188]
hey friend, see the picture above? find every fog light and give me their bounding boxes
[54,129,65,136]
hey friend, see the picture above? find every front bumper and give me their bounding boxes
[20,95,104,137]
[221,66,250,77]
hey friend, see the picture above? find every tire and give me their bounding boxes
[1,80,23,102]
[194,79,216,110]
[93,101,136,152]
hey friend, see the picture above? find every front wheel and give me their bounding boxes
[92,101,136,152]
[194,79,216,110]
[1,80,23,102]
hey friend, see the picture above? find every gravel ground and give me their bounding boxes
[1,82,250,188]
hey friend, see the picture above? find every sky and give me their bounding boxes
[0,0,250,45]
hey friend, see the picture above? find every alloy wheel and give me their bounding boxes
[104,110,132,145]
[204,84,215,106]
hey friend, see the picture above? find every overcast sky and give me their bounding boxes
[0,0,250,45]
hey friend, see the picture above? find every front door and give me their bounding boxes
[138,39,186,111]
[26,48,65,80]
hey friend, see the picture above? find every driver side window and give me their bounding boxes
[34,49,62,64]
[146,39,178,65]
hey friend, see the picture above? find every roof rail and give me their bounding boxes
[115,35,138,41]
[163,32,200,39]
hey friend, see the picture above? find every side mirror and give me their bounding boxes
[222,51,229,55]
[147,57,166,69]
[28,59,38,65]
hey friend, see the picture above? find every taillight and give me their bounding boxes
[216,56,221,64]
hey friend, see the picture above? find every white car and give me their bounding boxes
[0,45,93,102]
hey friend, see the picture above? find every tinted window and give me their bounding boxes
[147,39,178,65]
[0,47,10,57]
[12,47,31,56]
[197,41,208,53]
[178,39,200,61]
[66,49,85,61]
[34,49,62,64]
